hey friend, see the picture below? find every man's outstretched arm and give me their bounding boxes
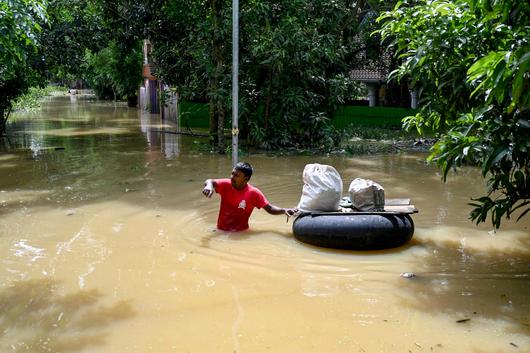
[203,179,217,198]
[263,203,298,216]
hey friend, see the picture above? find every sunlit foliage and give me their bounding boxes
[39,0,106,84]
[0,0,48,135]
[378,0,530,228]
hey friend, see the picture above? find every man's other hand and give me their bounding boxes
[203,180,214,197]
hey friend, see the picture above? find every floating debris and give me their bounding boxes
[456,318,471,323]
[66,209,75,216]
[510,342,518,348]
[400,272,416,278]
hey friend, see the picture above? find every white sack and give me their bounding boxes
[348,178,385,211]
[297,164,343,212]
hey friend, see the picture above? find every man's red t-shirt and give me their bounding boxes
[214,178,269,231]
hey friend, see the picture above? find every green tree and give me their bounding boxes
[378,0,530,228]
[82,40,143,104]
[146,0,381,152]
[40,0,143,104]
[82,46,117,100]
[0,0,48,135]
[146,0,231,151]
[92,0,147,106]
[40,0,107,85]
[240,0,370,149]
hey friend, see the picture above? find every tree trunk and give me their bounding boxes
[208,80,219,146]
[264,70,273,129]
[210,0,226,153]
[0,106,10,136]
[217,101,226,154]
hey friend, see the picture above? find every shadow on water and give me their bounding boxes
[199,228,294,248]
[399,236,530,336]
[0,278,135,352]
[288,236,420,255]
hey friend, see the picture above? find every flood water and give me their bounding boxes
[1,93,529,353]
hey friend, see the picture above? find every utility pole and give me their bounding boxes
[231,0,239,167]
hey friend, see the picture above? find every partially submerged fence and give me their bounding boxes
[176,101,417,129]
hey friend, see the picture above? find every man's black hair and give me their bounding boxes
[234,162,253,179]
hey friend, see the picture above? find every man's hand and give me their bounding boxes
[203,180,215,198]
[284,208,298,217]
[264,204,298,216]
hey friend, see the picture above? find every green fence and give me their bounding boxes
[178,101,417,129]
[332,106,417,128]
[179,101,210,129]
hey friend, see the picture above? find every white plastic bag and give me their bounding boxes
[297,164,343,212]
[349,178,385,211]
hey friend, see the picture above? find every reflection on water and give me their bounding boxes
[0,94,529,353]
[140,110,180,159]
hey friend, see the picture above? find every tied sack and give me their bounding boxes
[349,178,385,211]
[297,164,343,212]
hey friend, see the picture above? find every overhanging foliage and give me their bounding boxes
[378,0,530,228]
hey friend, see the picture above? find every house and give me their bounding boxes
[350,48,418,109]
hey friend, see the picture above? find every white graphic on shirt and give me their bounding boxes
[238,200,246,209]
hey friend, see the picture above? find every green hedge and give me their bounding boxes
[178,101,417,129]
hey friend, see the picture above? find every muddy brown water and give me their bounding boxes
[1,94,529,353]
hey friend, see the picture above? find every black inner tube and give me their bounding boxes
[292,212,414,250]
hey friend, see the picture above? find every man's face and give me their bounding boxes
[231,168,249,189]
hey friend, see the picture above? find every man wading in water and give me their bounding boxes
[203,162,297,231]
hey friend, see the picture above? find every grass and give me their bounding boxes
[184,125,434,157]
[336,126,435,155]
[12,85,68,112]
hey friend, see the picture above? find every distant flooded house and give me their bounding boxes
[140,40,159,114]
[140,40,178,122]
[350,48,418,109]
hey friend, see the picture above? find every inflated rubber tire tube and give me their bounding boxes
[292,212,414,250]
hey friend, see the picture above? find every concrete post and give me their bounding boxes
[367,83,378,107]
[410,88,418,109]
[232,0,239,167]
[139,86,146,110]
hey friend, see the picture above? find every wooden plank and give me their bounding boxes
[385,198,411,206]
[384,205,418,214]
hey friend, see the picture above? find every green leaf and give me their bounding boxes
[482,145,510,175]
[512,50,530,105]
[517,119,530,129]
